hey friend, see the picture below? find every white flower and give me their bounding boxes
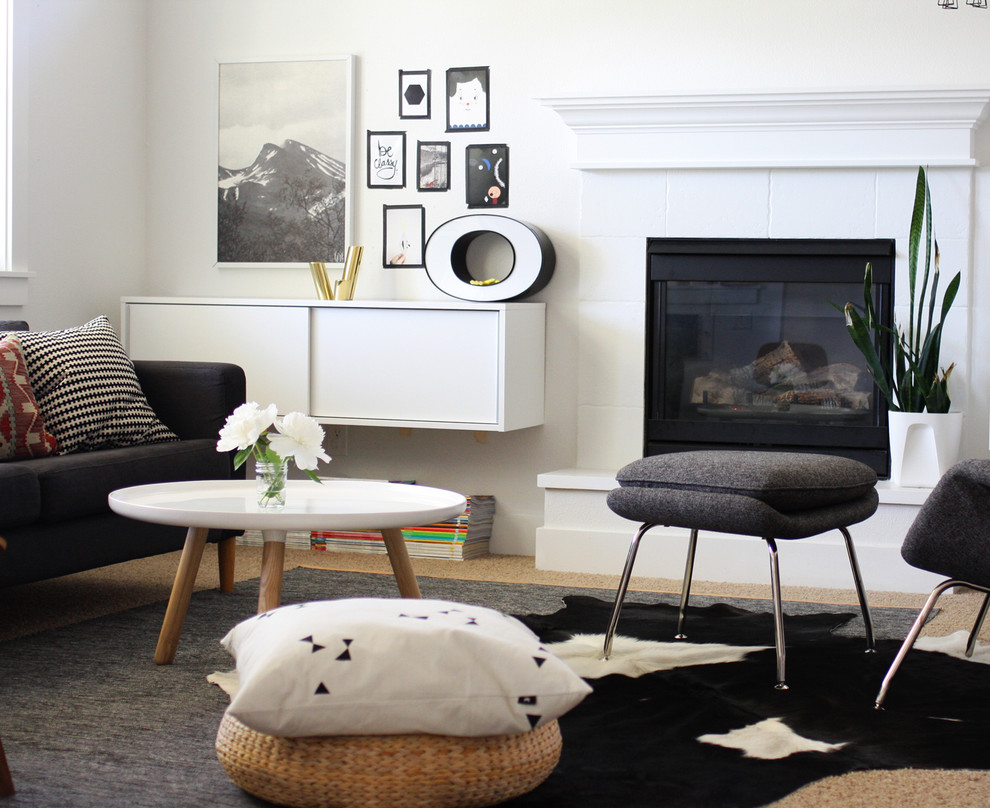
[217,404,330,482]
[267,411,331,471]
[216,402,278,452]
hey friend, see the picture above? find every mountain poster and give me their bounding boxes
[217,57,353,266]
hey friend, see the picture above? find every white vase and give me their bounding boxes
[888,411,963,488]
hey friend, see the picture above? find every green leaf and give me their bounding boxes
[920,170,934,335]
[232,447,252,470]
[940,271,961,322]
[861,263,878,327]
[924,364,955,413]
[907,167,928,349]
[844,303,893,405]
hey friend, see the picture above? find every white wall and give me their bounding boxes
[1,0,147,329]
[142,0,588,554]
[6,0,990,558]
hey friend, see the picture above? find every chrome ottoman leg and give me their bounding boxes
[675,529,700,639]
[765,537,788,690]
[602,523,656,660]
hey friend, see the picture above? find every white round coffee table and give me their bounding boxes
[109,479,466,664]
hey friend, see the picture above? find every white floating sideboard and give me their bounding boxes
[121,297,546,432]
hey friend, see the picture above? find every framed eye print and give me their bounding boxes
[367,131,406,188]
[417,141,450,192]
[399,69,431,119]
[216,55,354,267]
[383,205,426,268]
[466,144,509,208]
[446,66,490,132]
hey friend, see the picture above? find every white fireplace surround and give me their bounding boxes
[540,89,990,168]
[535,89,990,594]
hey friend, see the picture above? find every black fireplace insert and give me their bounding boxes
[645,237,895,476]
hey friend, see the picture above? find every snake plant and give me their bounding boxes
[842,166,960,413]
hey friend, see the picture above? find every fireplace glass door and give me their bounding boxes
[646,238,894,475]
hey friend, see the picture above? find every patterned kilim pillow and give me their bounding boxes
[0,335,58,459]
[0,316,178,454]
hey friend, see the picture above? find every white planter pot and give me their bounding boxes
[888,411,963,488]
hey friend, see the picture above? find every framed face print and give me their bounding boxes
[445,66,490,132]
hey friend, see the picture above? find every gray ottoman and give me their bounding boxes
[604,450,879,689]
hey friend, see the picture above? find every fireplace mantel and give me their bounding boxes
[540,89,990,170]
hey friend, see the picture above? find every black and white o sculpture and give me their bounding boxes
[424,215,555,302]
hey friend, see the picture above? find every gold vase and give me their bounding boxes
[334,246,364,300]
[309,262,333,300]
[309,246,364,301]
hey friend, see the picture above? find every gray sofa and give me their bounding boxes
[0,320,246,588]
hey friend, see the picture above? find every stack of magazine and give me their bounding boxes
[311,495,495,560]
[239,494,495,560]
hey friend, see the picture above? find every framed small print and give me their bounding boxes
[399,69,431,119]
[417,141,450,192]
[367,131,406,188]
[383,205,426,268]
[446,66,490,132]
[466,144,509,208]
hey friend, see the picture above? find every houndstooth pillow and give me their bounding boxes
[0,316,178,454]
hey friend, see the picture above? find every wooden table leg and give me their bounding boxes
[381,527,422,598]
[217,535,236,593]
[155,526,209,665]
[257,530,287,613]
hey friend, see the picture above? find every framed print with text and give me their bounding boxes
[367,131,406,188]
[217,55,354,267]
[383,205,425,268]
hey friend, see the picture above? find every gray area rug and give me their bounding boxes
[0,567,919,808]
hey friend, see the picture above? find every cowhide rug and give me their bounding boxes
[500,596,990,808]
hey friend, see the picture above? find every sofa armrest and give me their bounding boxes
[134,359,246,443]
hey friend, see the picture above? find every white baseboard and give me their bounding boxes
[536,469,942,594]
[535,524,943,594]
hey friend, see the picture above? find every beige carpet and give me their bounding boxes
[2,546,988,807]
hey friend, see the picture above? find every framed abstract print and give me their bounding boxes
[466,144,509,208]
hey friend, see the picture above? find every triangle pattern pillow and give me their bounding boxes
[0,316,178,454]
[221,598,592,738]
[0,335,58,459]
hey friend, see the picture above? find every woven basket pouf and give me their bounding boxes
[215,712,562,808]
